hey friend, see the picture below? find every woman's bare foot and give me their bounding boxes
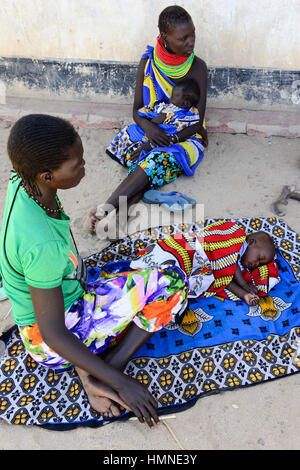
[95,207,119,240]
[84,205,110,234]
[76,366,130,418]
[83,207,99,234]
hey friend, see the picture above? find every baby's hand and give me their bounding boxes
[151,113,166,124]
[244,283,259,295]
[244,292,260,306]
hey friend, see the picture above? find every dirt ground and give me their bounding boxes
[0,120,299,450]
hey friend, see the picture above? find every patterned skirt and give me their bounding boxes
[18,265,188,370]
[126,150,183,188]
[106,138,184,188]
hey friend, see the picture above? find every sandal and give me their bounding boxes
[142,190,196,212]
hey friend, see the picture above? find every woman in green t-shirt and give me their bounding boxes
[0,114,188,426]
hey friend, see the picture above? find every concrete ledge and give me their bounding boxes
[205,108,300,138]
[0,96,299,138]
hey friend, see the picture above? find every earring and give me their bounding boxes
[162,35,168,50]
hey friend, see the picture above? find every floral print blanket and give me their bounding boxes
[0,217,299,429]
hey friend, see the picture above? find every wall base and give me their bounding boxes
[0,95,299,139]
[1,57,300,112]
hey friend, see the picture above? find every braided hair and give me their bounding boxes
[7,114,78,197]
[158,5,192,34]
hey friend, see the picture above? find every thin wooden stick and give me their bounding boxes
[129,414,177,421]
[162,420,185,450]
[129,414,185,450]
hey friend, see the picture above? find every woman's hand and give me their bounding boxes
[201,127,208,148]
[151,113,167,124]
[117,375,159,428]
[145,122,172,147]
[128,147,143,163]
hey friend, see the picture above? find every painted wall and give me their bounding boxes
[0,0,299,70]
[0,0,299,110]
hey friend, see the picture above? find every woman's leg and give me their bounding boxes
[87,166,149,234]
[86,149,183,235]
[106,166,150,208]
[74,265,188,417]
[19,265,188,419]
[76,325,153,418]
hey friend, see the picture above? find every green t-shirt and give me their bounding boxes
[0,177,84,325]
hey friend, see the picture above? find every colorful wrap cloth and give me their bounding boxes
[129,150,183,188]
[140,45,204,173]
[200,221,280,300]
[17,266,188,370]
[127,221,280,301]
[106,101,201,174]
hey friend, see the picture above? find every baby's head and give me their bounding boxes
[170,79,200,109]
[241,231,276,270]
[7,114,82,197]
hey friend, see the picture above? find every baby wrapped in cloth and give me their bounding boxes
[106,99,201,167]
[127,221,280,304]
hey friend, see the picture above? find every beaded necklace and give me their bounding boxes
[153,35,194,79]
[31,195,64,214]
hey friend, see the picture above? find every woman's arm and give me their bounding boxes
[133,58,171,147]
[29,284,158,425]
[174,58,208,145]
[194,57,208,130]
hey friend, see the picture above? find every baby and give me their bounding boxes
[226,231,276,305]
[117,221,278,307]
[128,78,200,161]
[187,221,278,306]
[147,78,200,124]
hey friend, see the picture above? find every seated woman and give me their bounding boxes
[0,114,189,426]
[88,5,207,235]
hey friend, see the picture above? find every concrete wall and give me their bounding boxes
[0,0,299,109]
[1,0,300,69]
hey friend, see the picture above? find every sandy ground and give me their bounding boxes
[0,119,299,450]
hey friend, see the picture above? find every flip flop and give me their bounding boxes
[142,190,196,212]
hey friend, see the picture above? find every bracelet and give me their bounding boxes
[171,134,179,144]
